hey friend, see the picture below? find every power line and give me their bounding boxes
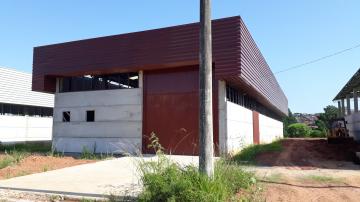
[274,43,360,74]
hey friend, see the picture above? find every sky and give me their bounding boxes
[0,0,359,114]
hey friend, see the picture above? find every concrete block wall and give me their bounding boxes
[226,102,254,153]
[0,115,52,142]
[52,88,143,154]
[259,114,283,144]
[345,112,360,141]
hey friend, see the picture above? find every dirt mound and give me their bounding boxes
[256,138,360,169]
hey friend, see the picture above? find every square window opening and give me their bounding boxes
[86,110,95,122]
[63,111,71,122]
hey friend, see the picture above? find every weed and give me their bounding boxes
[80,147,112,160]
[263,172,284,183]
[232,140,283,163]
[301,175,343,183]
[0,142,51,153]
[0,156,15,169]
[137,134,257,202]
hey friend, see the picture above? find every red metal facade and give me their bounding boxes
[142,66,219,155]
[252,111,260,144]
[32,16,287,117]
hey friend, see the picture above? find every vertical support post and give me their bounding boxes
[337,101,342,117]
[199,0,214,177]
[354,89,358,113]
[346,95,351,115]
[341,99,345,116]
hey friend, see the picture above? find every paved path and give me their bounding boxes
[0,155,199,199]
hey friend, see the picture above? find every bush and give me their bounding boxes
[286,123,311,137]
[309,129,326,138]
[231,140,282,163]
[137,134,256,202]
[138,156,256,202]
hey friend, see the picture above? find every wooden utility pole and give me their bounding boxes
[199,0,214,177]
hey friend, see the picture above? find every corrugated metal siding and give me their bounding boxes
[0,67,54,107]
[33,17,241,92]
[32,16,287,117]
[239,18,288,115]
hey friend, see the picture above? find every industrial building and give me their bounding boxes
[334,68,360,141]
[0,67,53,143]
[32,16,288,155]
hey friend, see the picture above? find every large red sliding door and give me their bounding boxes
[142,66,218,155]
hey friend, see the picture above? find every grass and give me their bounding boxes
[138,156,256,202]
[263,172,284,183]
[0,142,51,153]
[232,140,283,163]
[301,174,344,184]
[137,134,258,202]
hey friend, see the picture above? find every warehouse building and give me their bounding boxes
[334,68,360,141]
[32,16,288,155]
[0,67,53,143]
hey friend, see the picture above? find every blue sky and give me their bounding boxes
[1,0,359,113]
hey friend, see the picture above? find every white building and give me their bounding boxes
[334,68,360,141]
[0,67,54,143]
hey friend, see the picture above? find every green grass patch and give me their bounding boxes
[301,175,343,184]
[0,150,30,169]
[0,142,51,153]
[263,172,284,183]
[137,156,256,202]
[232,140,283,163]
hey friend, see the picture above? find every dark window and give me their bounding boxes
[0,103,53,117]
[63,111,71,122]
[226,85,282,121]
[59,72,139,93]
[86,110,95,122]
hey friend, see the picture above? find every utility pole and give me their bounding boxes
[199,0,214,177]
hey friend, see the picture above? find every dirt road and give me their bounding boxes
[253,138,360,201]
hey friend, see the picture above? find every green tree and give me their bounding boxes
[287,123,311,138]
[283,108,297,136]
[315,119,328,135]
[318,105,339,129]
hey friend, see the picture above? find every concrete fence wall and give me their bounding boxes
[259,114,283,144]
[0,115,52,142]
[52,88,143,154]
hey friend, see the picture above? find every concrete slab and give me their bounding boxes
[0,155,199,198]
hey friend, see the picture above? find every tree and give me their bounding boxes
[199,0,214,177]
[318,105,339,129]
[287,123,311,137]
[283,108,297,137]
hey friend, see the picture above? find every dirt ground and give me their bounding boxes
[0,154,95,180]
[254,138,360,202]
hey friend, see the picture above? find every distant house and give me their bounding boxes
[333,68,360,141]
[0,67,54,143]
[31,16,288,155]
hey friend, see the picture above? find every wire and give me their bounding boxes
[274,43,360,74]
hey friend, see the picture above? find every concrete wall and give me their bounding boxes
[52,87,143,154]
[0,115,52,142]
[259,114,283,144]
[225,102,254,154]
[345,112,360,141]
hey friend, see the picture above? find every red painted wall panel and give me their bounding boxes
[252,111,260,144]
[142,66,218,155]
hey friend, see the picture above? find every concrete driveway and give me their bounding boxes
[0,155,199,199]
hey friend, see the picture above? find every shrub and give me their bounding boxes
[231,140,283,163]
[286,123,311,137]
[137,134,256,202]
[138,156,256,202]
[309,129,326,138]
